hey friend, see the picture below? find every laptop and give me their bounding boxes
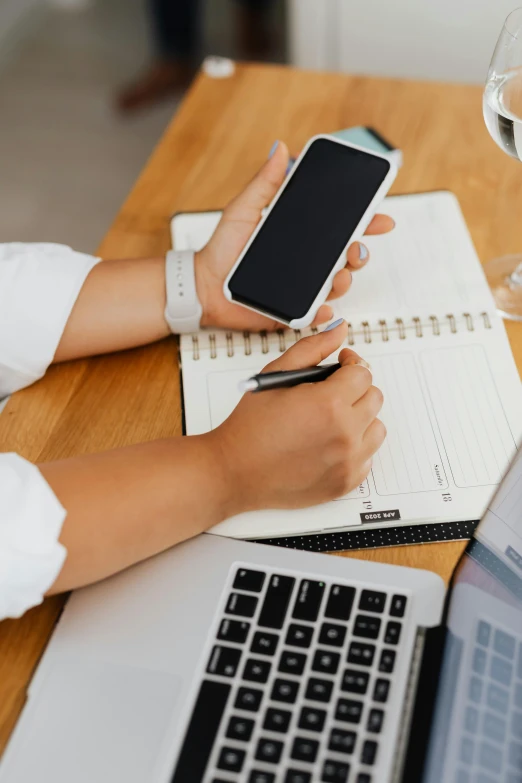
[1,452,521,783]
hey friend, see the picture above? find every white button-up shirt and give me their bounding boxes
[0,243,100,620]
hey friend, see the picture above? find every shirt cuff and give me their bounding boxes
[0,243,101,397]
[0,453,67,620]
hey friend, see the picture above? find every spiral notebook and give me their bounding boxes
[172,191,522,540]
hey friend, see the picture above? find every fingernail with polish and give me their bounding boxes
[268,140,279,159]
[358,243,369,261]
[324,318,345,332]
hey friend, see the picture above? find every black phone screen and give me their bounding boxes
[228,138,391,321]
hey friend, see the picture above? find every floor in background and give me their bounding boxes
[0,0,286,254]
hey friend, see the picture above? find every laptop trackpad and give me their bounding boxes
[6,658,180,783]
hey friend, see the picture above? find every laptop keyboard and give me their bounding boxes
[171,565,409,783]
[456,619,522,783]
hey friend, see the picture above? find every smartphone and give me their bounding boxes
[224,134,397,328]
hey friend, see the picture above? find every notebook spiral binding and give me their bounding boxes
[191,311,492,360]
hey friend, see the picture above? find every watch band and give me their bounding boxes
[164,250,203,334]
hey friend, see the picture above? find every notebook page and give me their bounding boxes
[332,190,495,322]
[180,321,522,539]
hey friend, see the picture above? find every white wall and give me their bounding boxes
[0,0,44,62]
[288,0,519,84]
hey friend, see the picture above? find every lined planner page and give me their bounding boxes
[180,323,522,539]
[369,353,446,496]
[421,345,516,488]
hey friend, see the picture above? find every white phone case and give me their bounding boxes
[223,133,398,328]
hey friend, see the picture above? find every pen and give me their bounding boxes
[239,363,342,393]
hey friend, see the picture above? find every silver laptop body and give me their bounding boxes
[0,531,445,783]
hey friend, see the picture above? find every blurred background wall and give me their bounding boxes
[289,0,519,83]
[0,0,516,254]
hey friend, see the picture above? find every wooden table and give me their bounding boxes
[1,62,521,754]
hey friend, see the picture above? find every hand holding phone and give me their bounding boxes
[224,134,397,328]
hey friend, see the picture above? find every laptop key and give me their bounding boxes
[373,678,390,703]
[291,736,319,762]
[342,668,369,694]
[249,771,275,783]
[251,631,279,656]
[226,715,255,741]
[378,649,396,673]
[263,707,292,733]
[508,740,522,768]
[464,706,479,734]
[472,647,487,675]
[487,683,509,713]
[258,574,295,629]
[322,759,350,782]
[389,594,407,617]
[226,592,258,618]
[312,649,340,675]
[217,618,250,644]
[490,655,513,686]
[460,737,474,764]
[336,698,363,724]
[512,710,522,740]
[285,771,312,783]
[292,579,325,622]
[233,568,266,592]
[367,708,384,733]
[354,615,381,640]
[243,658,272,683]
[171,680,230,783]
[279,650,307,675]
[325,584,355,621]
[384,621,401,645]
[319,623,347,647]
[477,621,491,647]
[359,589,386,614]
[286,624,314,648]
[217,746,246,772]
[479,742,502,773]
[207,645,242,677]
[235,686,263,712]
[361,740,378,765]
[347,642,375,666]
[271,678,300,703]
[356,775,372,783]
[298,706,327,732]
[329,728,356,754]
[305,677,334,703]
[515,683,522,709]
[255,738,284,764]
[468,677,483,703]
[483,711,505,742]
[493,629,516,660]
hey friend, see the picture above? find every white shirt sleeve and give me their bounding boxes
[0,454,67,619]
[0,242,101,396]
[0,243,101,619]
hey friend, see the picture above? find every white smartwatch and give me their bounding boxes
[164,250,203,334]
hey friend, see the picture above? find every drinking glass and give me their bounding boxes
[483,7,522,319]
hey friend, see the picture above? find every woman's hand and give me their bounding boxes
[45,322,384,595]
[209,321,386,514]
[196,140,395,331]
